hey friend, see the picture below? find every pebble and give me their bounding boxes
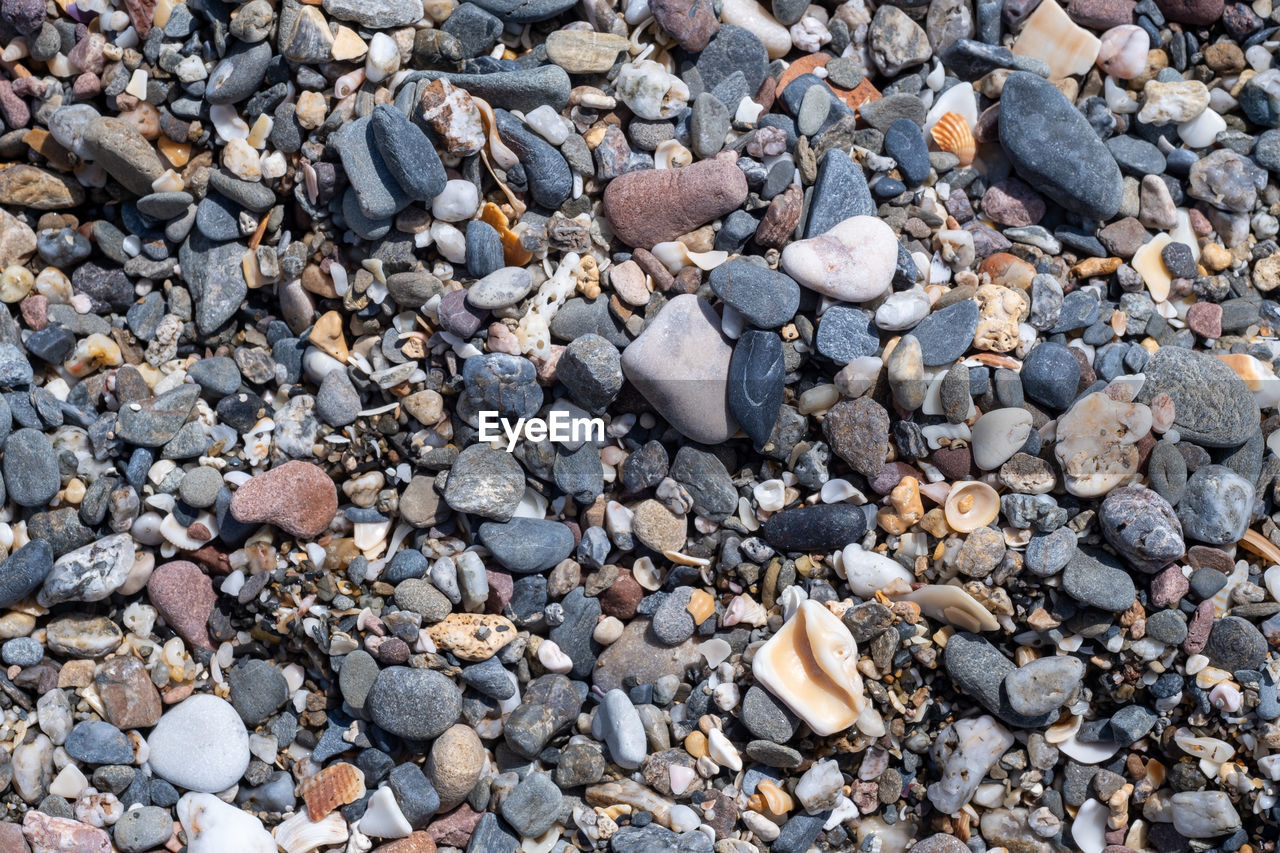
[367,666,463,741]
[1099,487,1184,573]
[147,695,251,793]
[620,294,737,444]
[1004,656,1085,716]
[1178,465,1254,545]
[4,428,58,507]
[478,518,574,573]
[729,329,786,448]
[1062,548,1136,612]
[1020,342,1081,410]
[908,298,980,366]
[708,261,800,328]
[1137,343,1259,447]
[230,461,338,539]
[147,560,216,650]
[603,158,748,248]
[781,215,898,302]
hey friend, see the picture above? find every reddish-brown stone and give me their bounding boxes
[1155,0,1223,24]
[648,0,719,51]
[427,805,483,848]
[981,178,1046,228]
[95,656,163,729]
[374,833,438,853]
[599,569,643,620]
[1066,0,1136,28]
[1183,599,1214,655]
[147,560,217,650]
[602,156,748,248]
[1186,302,1223,339]
[22,812,110,853]
[229,460,338,539]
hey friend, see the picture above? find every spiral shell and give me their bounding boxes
[931,112,975,166]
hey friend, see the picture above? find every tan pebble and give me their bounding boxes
[426,613,518,661]
[545,29,629,73]
[311,310,349,362]
[686,589,715,624]
[1201,242,1232,272]
[331,25,367,61]
[684,731,708,758]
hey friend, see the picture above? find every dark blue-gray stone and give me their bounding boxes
[1110,705,1157,745]
[66,720,135,765]
[1062,549,1136,612]
[908,299,979,366]
[228,659,289,727]
[611,825,714,853]
[460,655,516,699]
[998,71,1124,220]
[884,118,930,186]
[1136,346,1259,447]
[709,261,800,328]
[696,25,769,94]
[550,588,600,680]
[0,539,54,607]
[554,441,604,505]
[409,66,572,112]
[115,385,200,447]
[466,812,520,853]
[336,116,407,221]
[1178,464,1254,545]
[180,232,248,334]
[729,329,784,449]
[462,353,543,422]
[1203,615,1268,671]
[816,306,878,364]
[188,356,241,397]
[441,2,503,55]
[763,504,867,551]
[779,73,852,138]
[370,104,447,203]
[500,772,562,837]
[1021,342,1081,409]
[388,763,440,828]
[940,38,1015,78]
[3,428,58,508]
[467,0,576,22]
[205,40,272,104]
[478,518,575,574]
[466,220,505,277]
[943,632,1055,728]
[774,812,828,853]
[495,109,572,209]
[1105,134,1167,176]
[194,192,241,242]
[806,150,874,237]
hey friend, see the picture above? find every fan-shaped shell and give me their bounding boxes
[931,112,975,166]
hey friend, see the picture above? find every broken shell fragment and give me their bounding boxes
[839,544,915,597]
[176,793,275,853]
[897,584,999,632]
[751,599,865,736]
[272,810,349,853]
[297,762,365,820]
[944,481,1000,532]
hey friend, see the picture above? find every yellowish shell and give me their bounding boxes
[944,481,1000,533]
[931,112,976,166]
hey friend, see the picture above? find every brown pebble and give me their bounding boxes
[1182,599,1214,655]
[602,156,748,248]
[95,656,163,729]
[229,460,339,539]
[147,560,217,650]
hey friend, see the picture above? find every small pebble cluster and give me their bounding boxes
[2,0,1280,849]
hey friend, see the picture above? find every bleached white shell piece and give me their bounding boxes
[357,786,413,838]
[273,810,349,853]
[751,600,865,736]
[839,545,914,597]
[897,584,999,632]
[924,82,977,135]
[177,793,275,853]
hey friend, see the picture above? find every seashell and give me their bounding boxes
[722,593,768,627]
[748,778,794,816]
[654,138,692,170]
[357,786,413,839]
[298,762,365,821]
[944,481,1000,532]
[896,584,999,632]
[839,544,914,598]
[273,809,349,853]
[930,112,975,166]
[751,599,865,736]
[177,793,276,853]
[707,728,742,771]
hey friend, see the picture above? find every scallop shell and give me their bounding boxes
[298,762,366,821]
[751,600,865,737]
[931,112,975,166]
[272,810,349,853]
[944,481,1000,533]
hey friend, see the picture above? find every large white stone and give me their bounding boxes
[780,215,897,303]
[147,695,250,793]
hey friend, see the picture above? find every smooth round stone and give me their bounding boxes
[494,108,573,209]
[204,40,272,104]
[1203,616,1268,671]
[816,306,878,364]
[884,118,930,186]
[729,329,785,449]
[1062,549,1136,612]
[187,356,241,397]
[998,72,1123,220]
[315,369,362,428]
[943,632,1053,727]
[466,267,534,310]
[462,352,542,421]
[907,299,979,367]
[696,24,769,92]
[1110,705,1157,745]
[501,772,563,837]
[557,334,623,413]
[780,215,897,303]
[1,636,42,666]
[603,158,748,248]
[690,93,731,158]
[1020,342,1081,409]
[147,695,251,793]
[66,720,134,765]
[1178,465,1254,546]
[229,460,338,539]
[1003,656,1085,716]
[443,443,526,521]
[708,261,801,328]
[227,659,289,727]
[4,427,58,508]
[1099,486,1184,573]
[370,103,447,203]
[1136,346,1259,448]
[114,806,175,853]
[0,539,54,608]
[478,518,575,574]
[762,504,868,552]
[970,408,1032,470]
[620,294,738,444]
[1145,609,1188,644]
[367,666,463,741]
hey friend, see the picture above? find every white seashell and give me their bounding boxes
[1072,799,1109,853]
[751,599,865,736]
[274,810,349,853]
[896,584,998,632]
[631,555,665,590]
[943,481,1000,533]
[707,728,742,771]
[753,479,786,512]
[615,60,689,120]
[537,639,574,674]
[820,479,865,504]
[722,594,768,627]
[357,787,412,839]
[839,544,914,598]
[1210,683,1242,713]
[178,793,275,853]
[654,138,692,170]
